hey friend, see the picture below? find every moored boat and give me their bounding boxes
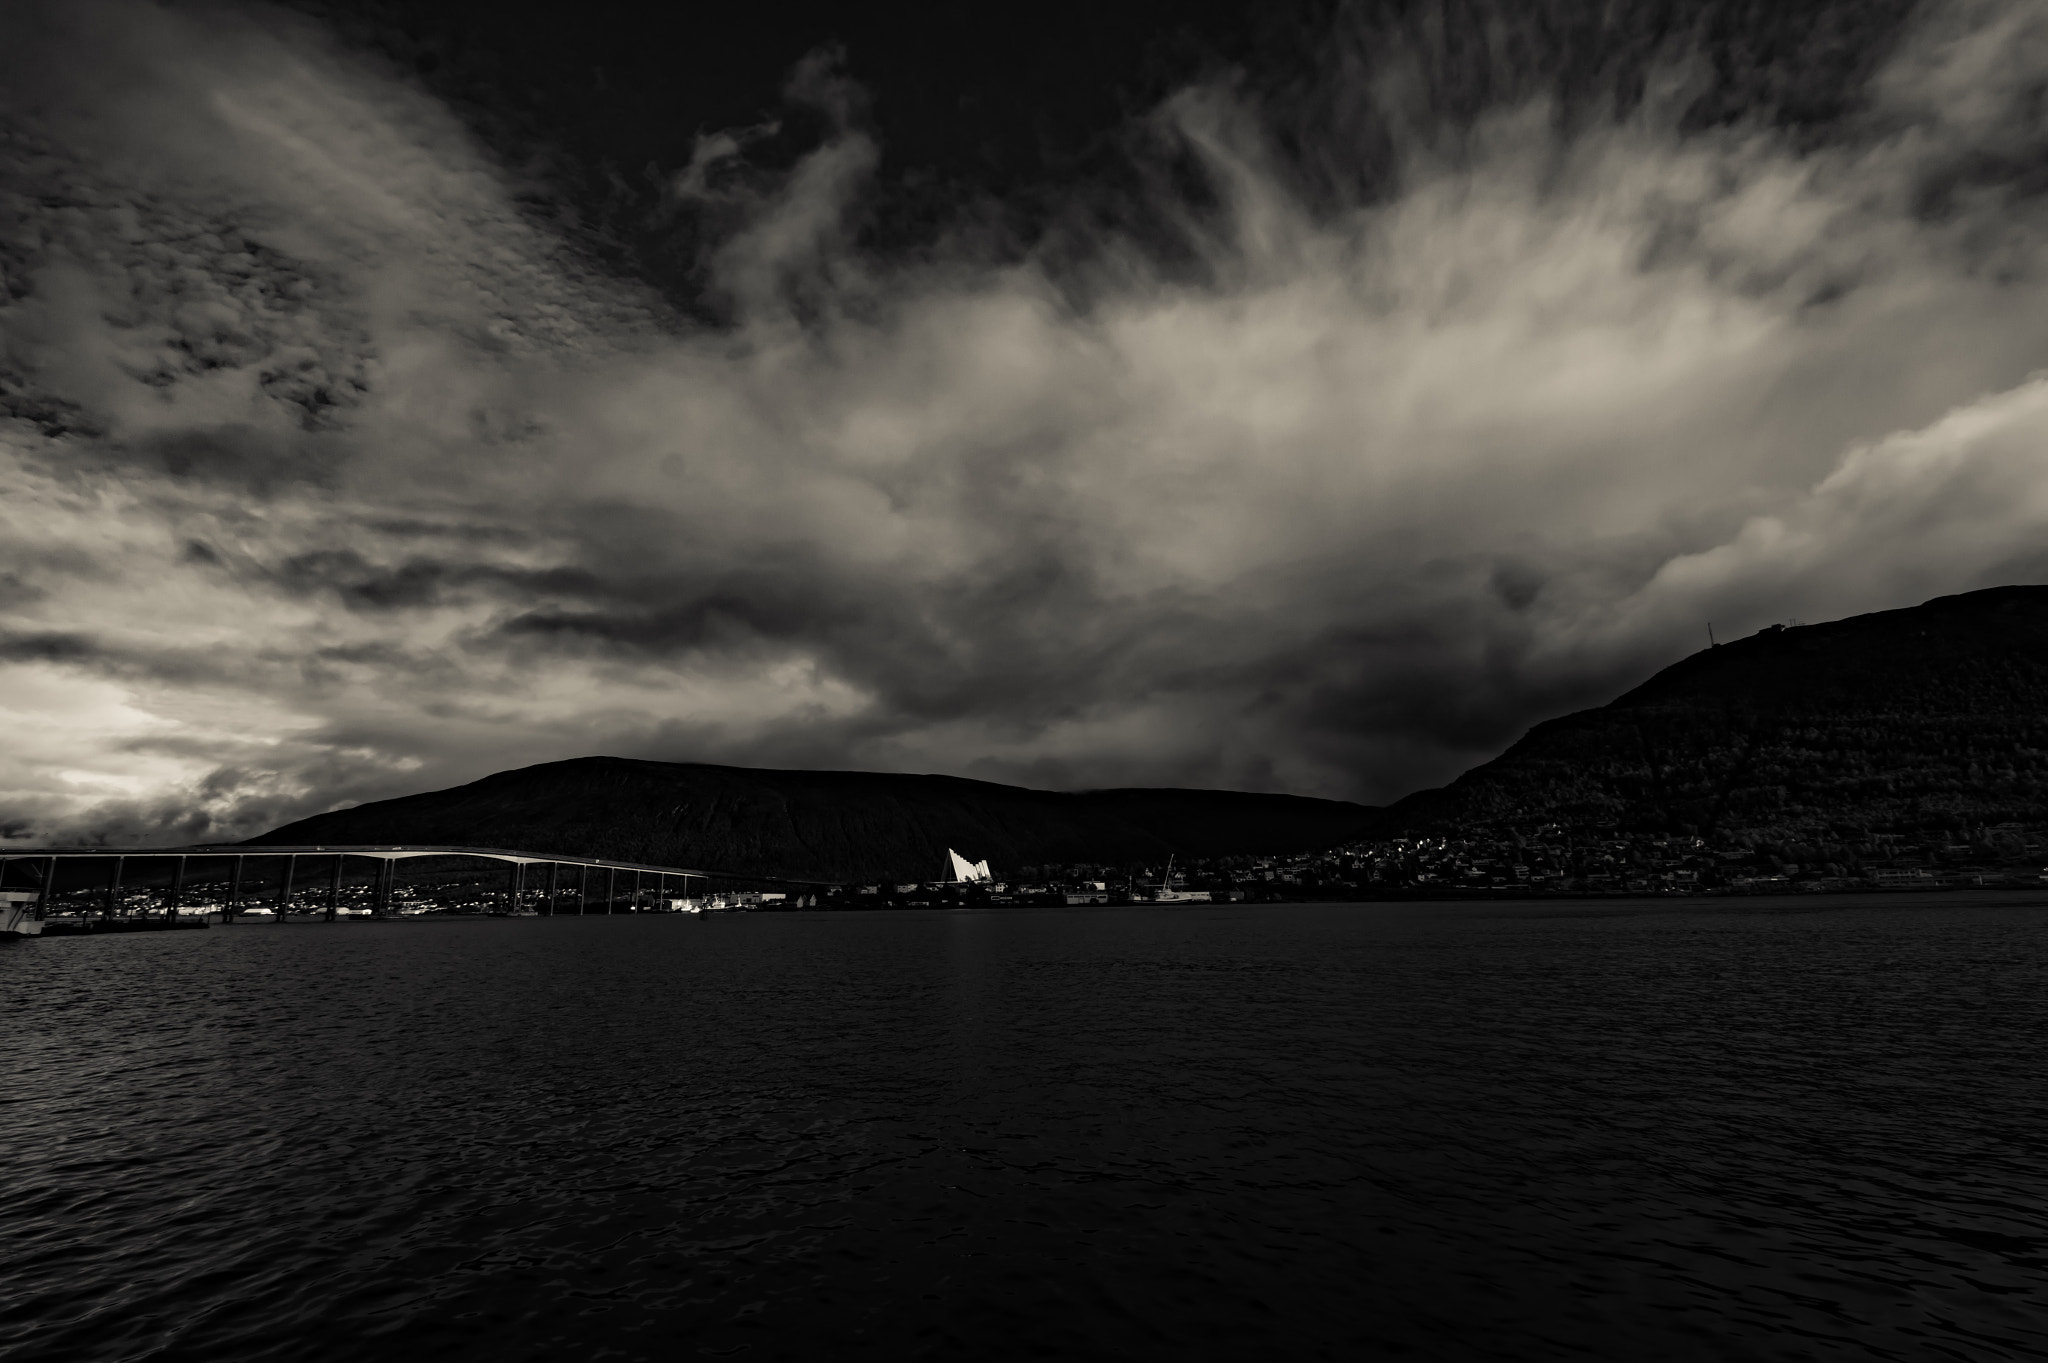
[1140,856,1212,904]
[211,907,278,923]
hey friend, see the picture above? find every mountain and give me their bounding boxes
[251,588,2048,879]
[1372,586,2048,842]
[247,758,1375,881]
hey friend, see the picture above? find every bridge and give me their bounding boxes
[0,845,842,922]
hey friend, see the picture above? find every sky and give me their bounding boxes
[7,0,2048,845]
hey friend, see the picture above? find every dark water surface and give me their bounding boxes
[6,898,2048,1361]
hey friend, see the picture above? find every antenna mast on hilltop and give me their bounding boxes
[1707,622,1717,648]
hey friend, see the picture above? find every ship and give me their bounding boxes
[1140,856,1211,904]
[1,890,44,939]
[217,905,277,921]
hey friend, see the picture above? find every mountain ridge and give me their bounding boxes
[250,587,2048,883]
[248,757,1377,881]
[1369,585,2048,842]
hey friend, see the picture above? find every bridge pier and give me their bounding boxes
[105,856,125,920]
[279,854,297,919]
[326,855,343,921]
[166,855,186,920]
[545,861,559,916]
[227,854,244,923]
[578,864,588,915]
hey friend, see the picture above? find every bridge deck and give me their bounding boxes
[0,844,842,920]
[0,845,839,885]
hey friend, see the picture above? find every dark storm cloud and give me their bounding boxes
[266,549,606,613]
[10,0,2048,845]
[0,631,100,664]
[501,593,834,654]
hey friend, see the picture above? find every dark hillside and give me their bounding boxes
[249,759,1374,881]
[1376,586,2048,841]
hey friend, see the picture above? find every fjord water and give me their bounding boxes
[5,901,2045,1362]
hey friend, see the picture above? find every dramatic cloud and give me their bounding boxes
[7,0,2048,844]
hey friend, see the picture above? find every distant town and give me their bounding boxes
[412,818,2048,911]
[12,819,2048,931]
[964,820,2048,905]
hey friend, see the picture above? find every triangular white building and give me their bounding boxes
[947,848,993,883]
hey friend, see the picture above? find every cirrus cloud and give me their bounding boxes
[6,0,2048,845]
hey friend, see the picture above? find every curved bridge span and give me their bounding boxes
[0,845,837,921]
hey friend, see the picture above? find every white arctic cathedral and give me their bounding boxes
[947,849,993,884]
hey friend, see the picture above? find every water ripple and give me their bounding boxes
[4,899,2047,1359]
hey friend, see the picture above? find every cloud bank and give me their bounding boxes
[7,0,2048,844]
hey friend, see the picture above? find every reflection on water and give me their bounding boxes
[4,898,2047,1360]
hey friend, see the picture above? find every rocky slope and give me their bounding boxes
[1373,586,2048,841]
